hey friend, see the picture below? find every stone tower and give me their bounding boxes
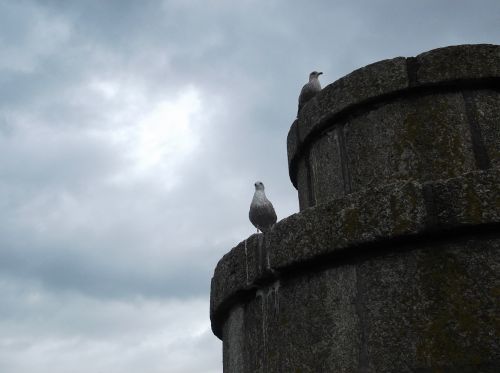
[210,44,500,372]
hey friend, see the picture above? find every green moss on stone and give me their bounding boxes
[389,187,419,234]
[342,207,360,239]
[402,96,469,181]
[464,184,484,223]
[416,249,492,368]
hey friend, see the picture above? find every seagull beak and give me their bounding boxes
[318,72,323,75]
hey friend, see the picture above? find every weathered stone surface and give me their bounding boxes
[345,92,476,195]
[296,156,311,210]
[426,168,500,227]
[222,267,360,372]
[286,119,298,166]
[270,267,359,372]
[222,305,244,372]
[413,240,500,371]
[210,234,257,326]
[241,298,264,372]
[468,90,500,168]
[309,127,346,204]
[416,44,500,85]
[269,179,427,271]
[357,239,500,372]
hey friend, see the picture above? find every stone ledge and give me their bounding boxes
[416,44,500,85]
[210,167,500,338]
[289,44,500,188]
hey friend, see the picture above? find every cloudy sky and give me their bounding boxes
[0,0,498,372]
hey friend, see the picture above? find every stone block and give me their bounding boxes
[309,127,345,204]
[287,120,298,169]
[411,240,500,370]
[345,93,476,194]
[356,240,500,371]
[222,305,245,372]
[242,296,266,372]
[469,90,500,168]
[426,167,500,227]
[296,156,312,210]
[416,44,500,85]
[269,180,427,271]
[269,266,359,372]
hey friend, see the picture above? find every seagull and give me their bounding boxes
[297,71,323,116]
[249,181,277,233]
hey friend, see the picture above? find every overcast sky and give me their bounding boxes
[0,1,499,372]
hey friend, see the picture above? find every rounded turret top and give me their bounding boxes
[288,44,500,210]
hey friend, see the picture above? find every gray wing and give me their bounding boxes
[249,202,277,232]
[298,83,317,115]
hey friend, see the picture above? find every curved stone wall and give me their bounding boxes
[211,45,500,372]
[288,44,500,210]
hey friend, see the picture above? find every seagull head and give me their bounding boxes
[254,181,265,191]
[309,71,323,81]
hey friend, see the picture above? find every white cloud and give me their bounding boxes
[0,277,221,373]
[129,87,203,180]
